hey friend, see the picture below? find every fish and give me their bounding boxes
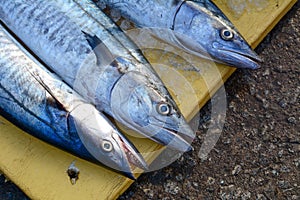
[0,0,195,151]
[0,24,148,179]
[96,0,262,69]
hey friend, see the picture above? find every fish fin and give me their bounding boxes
[82,30,102,49]
[32,72,67,110]
[82,31,115,67]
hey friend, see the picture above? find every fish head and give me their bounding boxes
[71,104,148,178]
[110,67,195,152]
[173,1,262,69]
[81,32,194,152]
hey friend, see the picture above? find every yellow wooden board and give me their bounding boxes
[0,0,296,199]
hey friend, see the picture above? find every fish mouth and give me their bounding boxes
[171,32,262,69]
[217,47,263,69]
[114,132,149,172]
[150,123,194,152]
[72,103,147,179]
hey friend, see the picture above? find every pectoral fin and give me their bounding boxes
[82,31,115,67]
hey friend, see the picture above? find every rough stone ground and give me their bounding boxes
[0,2,299,200]
[118,2,300,199]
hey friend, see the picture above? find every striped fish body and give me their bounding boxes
[99,0,180,28]
[98,0,229,28]
[0,25,148,177]
[0,26,94,161]
[0,0,157,114]
[97,0,261,69]
[0,0,195,151]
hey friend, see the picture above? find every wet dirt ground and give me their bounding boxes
[0,1,299,200]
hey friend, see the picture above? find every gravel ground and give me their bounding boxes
[118,2,300,199]
[0,2,299,200]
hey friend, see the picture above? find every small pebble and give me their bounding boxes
[262,99,269,108]
[223,138,231,145]
[164,181,180,195]
[175,173,183,181]
[143,188,154,198]
[241,191,251,200]
[232,165,242,175]
[249,87,256,95]
[257,194,267,200]
[278,150,284,158]
[278,99,287,108]
[287,117,296,124]
[207,177,215,185]
[262,69,270,76]
[280,165,290,173]
[292,195,299,200]
[278,180,290,189]
[264,90,270,95]
[294,158,300,168]
[271,169,279,176]
[192,182,199,188]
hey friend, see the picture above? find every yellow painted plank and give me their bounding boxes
[0,0,296,199]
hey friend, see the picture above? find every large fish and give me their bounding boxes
[96,0,262,69]
[0,24,148,179]
[0,0,195,152]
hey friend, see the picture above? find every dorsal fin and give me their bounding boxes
[82,30,102,49]
[82,31,115,67]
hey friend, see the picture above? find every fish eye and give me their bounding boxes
[220,28,234,41]
[102,140,113,152]
[157,102,171,116]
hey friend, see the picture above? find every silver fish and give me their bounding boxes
[0,24,148,178]
[0,0,195,151]
[97,0,262,69]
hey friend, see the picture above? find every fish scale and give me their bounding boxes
[1,0,195,152]
[0,39,65,133]
[0,25,148,177]
[0,0,157,110]
[61,0,152,72]
[0,45,63,137]
[100,0,178,28]
[1,0,93,85]
[98,0,262,69]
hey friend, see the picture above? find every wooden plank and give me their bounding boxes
[0,0,296,199]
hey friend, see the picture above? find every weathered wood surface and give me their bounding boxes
[0,0,296,199]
